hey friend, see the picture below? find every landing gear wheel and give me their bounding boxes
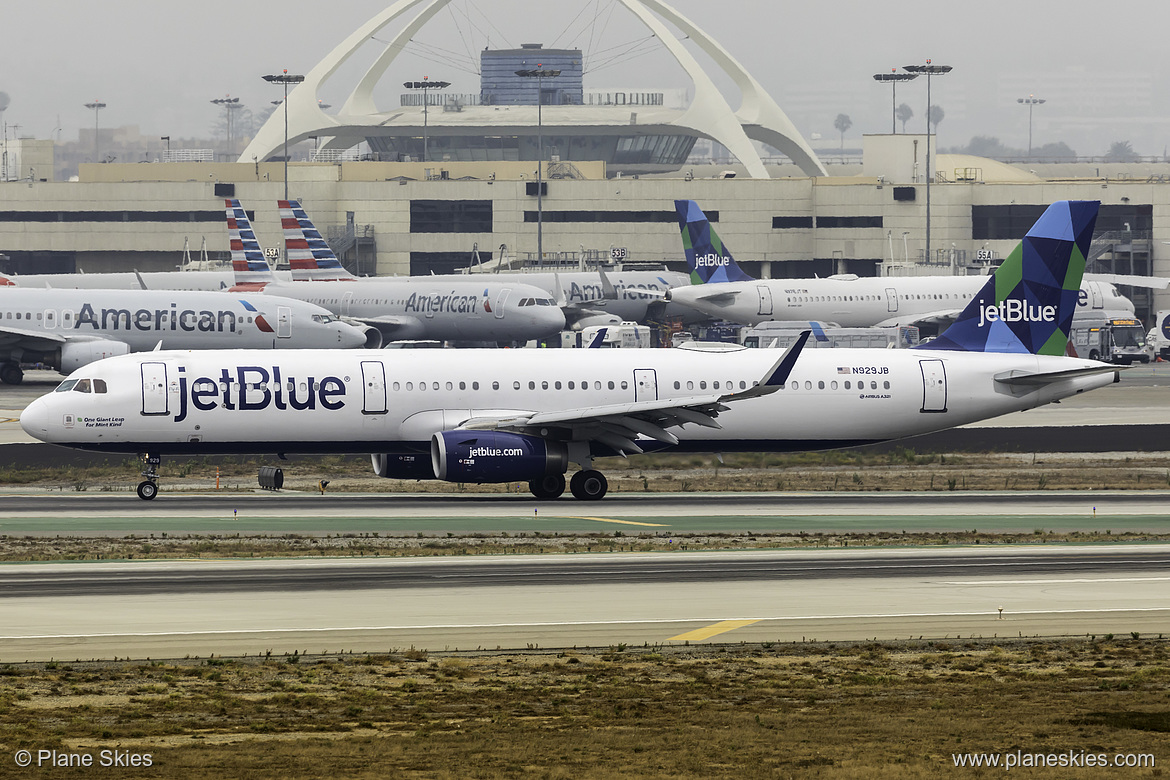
[529,473,566,499]
[570,470,608,501]
[136,480,158,501]
[0,363,23,385]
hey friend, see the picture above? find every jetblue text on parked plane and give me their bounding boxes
[76,303,240,333]
[694,253,731,267]
[977,299,1057,328]
[172,366,346,423]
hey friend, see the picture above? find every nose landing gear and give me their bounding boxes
[137,452,161,500]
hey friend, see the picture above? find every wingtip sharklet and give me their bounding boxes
[764,330,810,387]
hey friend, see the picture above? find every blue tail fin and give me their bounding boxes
[225,199,276,289]
[674,200,754,284]
[917,200,1099,355]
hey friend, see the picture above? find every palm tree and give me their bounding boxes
[895,103,913,133]
[928,104,944,134]
[1105,141,1139,162]
[834,113,853,150]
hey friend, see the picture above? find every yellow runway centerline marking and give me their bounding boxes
[557,516,669,527]
[670,619,761,642]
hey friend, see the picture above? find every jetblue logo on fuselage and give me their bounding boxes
[694,253,730,267]
[977,299,1056,328]
[173,365,346,423]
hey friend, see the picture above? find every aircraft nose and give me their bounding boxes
[20,398,51,441]
[339,323,368,348]
[545,306,567,332]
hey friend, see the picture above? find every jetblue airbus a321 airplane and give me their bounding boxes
[22,201,1119,501]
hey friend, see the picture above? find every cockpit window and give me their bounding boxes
[94,379,107,394]
[73,379,92,393]
[54,379,78,393]
[312,314,336,324]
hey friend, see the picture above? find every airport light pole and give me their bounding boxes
[210,96,241,157]
[84,100,106,163]
[1017,95,1046,157]
[262,70,305,201]
[902,61,951,268]
[872,70,917,134]
[403,77,450,163]
[516,65,560,262]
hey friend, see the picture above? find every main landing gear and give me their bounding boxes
[0,362,23,385]
[527,470,609,500]
[570,470,608,501]
[528,473,565,499]
[137,452,161,500]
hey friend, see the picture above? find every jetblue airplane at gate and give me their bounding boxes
[668,199,1136,330]
[21,201,1118,501]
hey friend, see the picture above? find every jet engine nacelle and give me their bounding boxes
[370,452,435,480]
[59,340,132,373]
[431,430,568,483]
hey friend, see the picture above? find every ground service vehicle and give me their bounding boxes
[1069,315,1149,364]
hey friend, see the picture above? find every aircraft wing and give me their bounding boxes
[678,287,742,304]
[994,365,1123,387]
[1084,273,1170,290]
[353,315,424,336]
[0,325,67,350]
[874,308,962,329]
[459,332,809,454]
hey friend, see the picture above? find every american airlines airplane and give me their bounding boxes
[225,200,565,343]
[21,201,1119,501]
[666,200,1136,330]
[272,198,692,329]
[0,287,371,384]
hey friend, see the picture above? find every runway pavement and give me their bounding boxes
[0,491,1168,535]
[0,545,1165,662]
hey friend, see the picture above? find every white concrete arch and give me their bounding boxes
[240,0,450,162]
[240,0,826,178]
[627,0,827,177]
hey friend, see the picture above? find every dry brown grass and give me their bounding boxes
[1,639,1167,778]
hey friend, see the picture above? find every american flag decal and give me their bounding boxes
[837,366,851,375]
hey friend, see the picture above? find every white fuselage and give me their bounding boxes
[668,276,1133,328]
[21,347,1114,457]
[251,278,565,342]
[0,287,367,360]
[458,270,693,323]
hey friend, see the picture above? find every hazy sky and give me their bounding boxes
[4,0,1169,156]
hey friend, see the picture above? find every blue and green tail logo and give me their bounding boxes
[918,200,1099,355]
[675,199,754,284]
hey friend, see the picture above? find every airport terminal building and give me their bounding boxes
[0,0,1166,318]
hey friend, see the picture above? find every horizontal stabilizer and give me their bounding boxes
[993,364,1122,387]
